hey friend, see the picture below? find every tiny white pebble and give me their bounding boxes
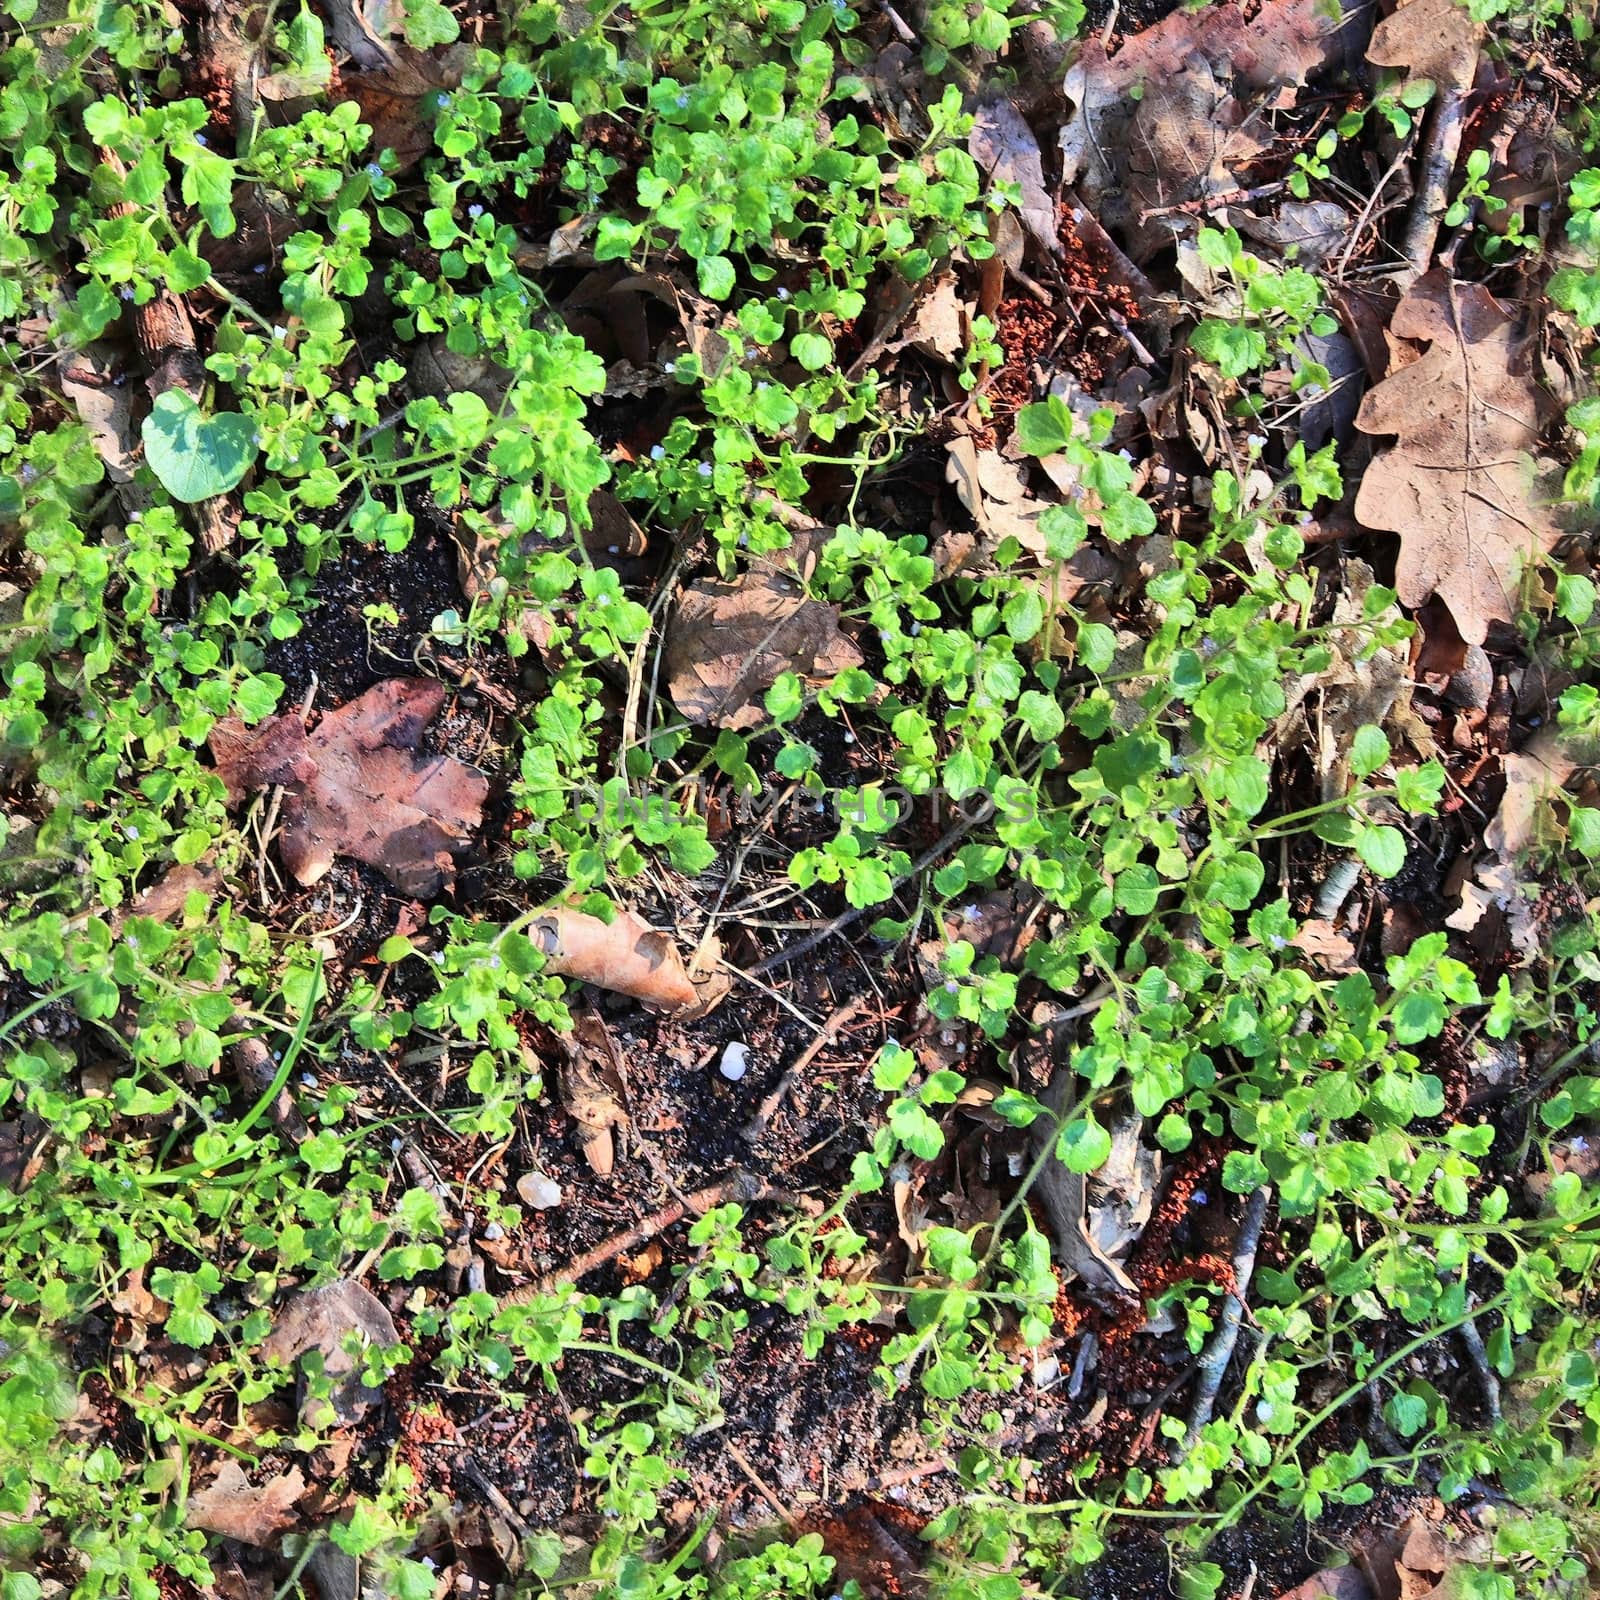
[843,731,855,744]
[663,361,676,374]
[607,544,619,554]
[272,325,287,340]
[517,1171,563,1210]
[650,445,665,460]
[483,1222,504,1240]
[719,1041,750,1081]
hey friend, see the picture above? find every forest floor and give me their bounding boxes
[2,2,1600,1600]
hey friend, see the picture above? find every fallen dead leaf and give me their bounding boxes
[1353,272,1560,646]
[556,1010,630,1176]
[1366,0,1482,91]
[1272,1568,1372,1600]
[944,436,1052,559]
[665,525,862,729]
[1086,1116,1159,1262]
[1059,0,1347,262]
[261,1279,400,1429]
[903,275,966,364]
[1449,730,1576,955]
[330,35,470,173]
[1291,917,1360,973]
[1276,560,1430,801]
[1485,728,1577,858]
[187,1461,307,1548]
[209,678,488,896]
[57,342,140,493]
[534,907,700,1012]
[969,98,1057,257]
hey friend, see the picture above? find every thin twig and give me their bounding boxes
[1403,84,1468,277]
[742,997,871,1143]
[750,751,1047,976]
[1458,1298,1502,1421]
[1179,1186,1272,1458]
[501,1172,822,1304]
[725,1439,801,1529]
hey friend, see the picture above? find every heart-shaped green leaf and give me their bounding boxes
[141,392,258,503]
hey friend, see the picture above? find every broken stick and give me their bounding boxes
[741,996,869,1142]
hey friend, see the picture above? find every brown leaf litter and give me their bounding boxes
[262,1279,399,1431]
[1059,0,1351,262]
[1447,726,1577,956]
[209,677,489,897]
[665,523,863,729]
[187,1460,308,1548]
[1353,271,1561,646]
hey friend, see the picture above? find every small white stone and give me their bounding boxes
[719,1041,750,1081]
[517,1171,562,1209]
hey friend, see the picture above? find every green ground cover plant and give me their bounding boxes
[0,0,1599,1597]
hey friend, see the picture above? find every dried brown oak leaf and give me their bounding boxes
[1353,271,1560,646]
[209,678,488,896]
[665,525,862,729]
[533,907,700,1012]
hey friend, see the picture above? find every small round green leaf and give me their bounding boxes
[1357,823,1407,878]
[141,391,259,502]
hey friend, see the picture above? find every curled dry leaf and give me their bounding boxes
[944,437,1052,559]
[1086,1116,1160,1263]
[534,907,700,1012]
[1271,1568,1372,1600]
[556,1010,630,1177]
[209,678,488,897]
[665,525,862,729]
[58,342,140,493]
[1485,728,1577,859]
[1291,917,1360,973]
[187,1461,307,1548]
[903,274,966,364]
[1353,272,1560,646]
